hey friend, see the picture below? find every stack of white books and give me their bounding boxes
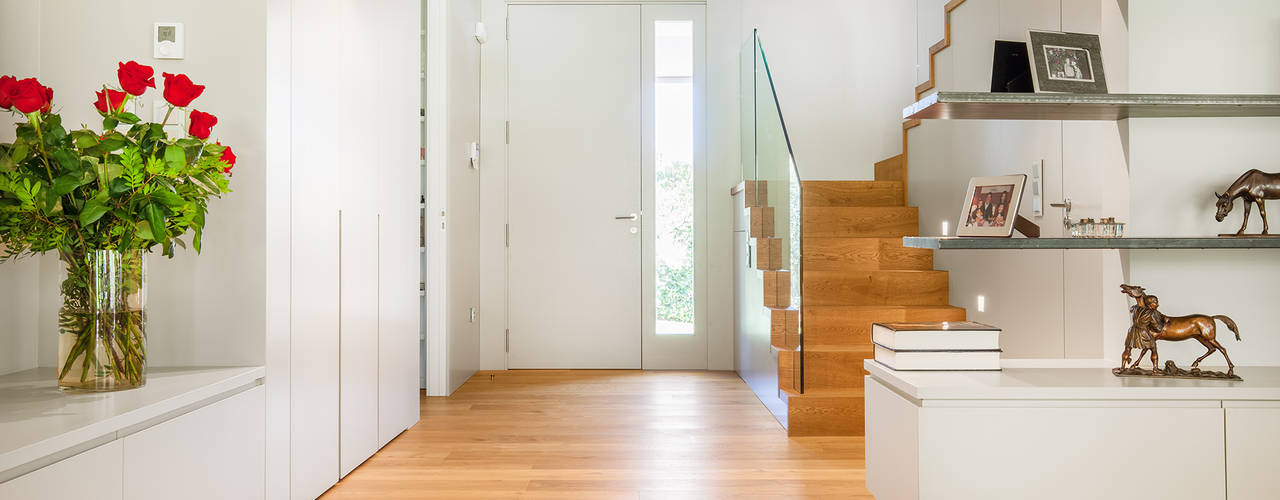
[872,321,1001,371]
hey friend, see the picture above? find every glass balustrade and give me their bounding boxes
[742,30,804,393]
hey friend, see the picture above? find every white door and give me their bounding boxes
[507,4,706,369]
[507,4,643,369]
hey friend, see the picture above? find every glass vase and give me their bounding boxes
[57,250,147,391]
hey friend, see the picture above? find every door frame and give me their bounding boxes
[478,0,710,370]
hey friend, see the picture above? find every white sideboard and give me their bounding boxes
[865,360,1280,500]
[0,366,266,500]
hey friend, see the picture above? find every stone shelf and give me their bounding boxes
[902,236,1280,250]
[903,92,1280,120]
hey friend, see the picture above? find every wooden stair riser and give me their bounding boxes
[749,206,775,238]
[803,270,949,306]
[786,394,865,437]
[803,237,934,272]
[802,181,904,207]
[804,306,967,347]
[742,180,769,208]
[756,237,784,271]
[801,348,872,390]
[778,350,800,393]
[762,270,791,309]
[803,207,919,238]
[770,308,800,350]
[873,154,905,183]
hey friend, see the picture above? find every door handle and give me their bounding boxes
[615,213,638,221]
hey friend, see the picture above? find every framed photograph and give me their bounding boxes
[1026,30,1107,93]
[957,175,1027,238]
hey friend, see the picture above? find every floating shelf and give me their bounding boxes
[903,92,1280,121]
[903,236,1280,250]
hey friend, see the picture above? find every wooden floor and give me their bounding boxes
[321,370,871,499]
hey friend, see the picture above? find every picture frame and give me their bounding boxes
[957,174,1028,238]
[990,40,1033,93]
[1026,30,1107,94]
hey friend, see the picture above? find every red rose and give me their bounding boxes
[188,109,217,140]
[40,86,53,114]
[10,78,52,114]
[0,75,15,110]
[162,72,204,108]
[218,143,236,174]
[117,61,156,96]
[94,88,128,114]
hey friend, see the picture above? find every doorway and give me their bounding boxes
[505,3,707,369]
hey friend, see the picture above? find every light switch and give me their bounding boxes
[153,22,185,60]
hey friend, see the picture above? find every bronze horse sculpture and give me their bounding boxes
[1215,169,1280,235]
[1120,284,1241,377]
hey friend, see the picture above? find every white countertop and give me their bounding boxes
[0,365,265,476]
[865,359,1280,401]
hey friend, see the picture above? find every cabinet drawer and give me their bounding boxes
[1226,405,1280,500]
[0,441,123,500]
[122,385,265,500]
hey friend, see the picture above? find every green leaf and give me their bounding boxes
[79,199,109,226]
[117,112,141,124]
[163,146,186,172]
[11,143,29,163]
[103,117,119,130]
[52,174,82,196]
[175,138,204,149]
[151,189,185,209]
[52,149,80,171]
[145,203,167,243]
[103,163,122,184]
[109,178,131,195]
[135,220,154,241]
[71,130,101,149]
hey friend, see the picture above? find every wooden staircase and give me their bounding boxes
[745,0,972,437]
[770,158,966,437]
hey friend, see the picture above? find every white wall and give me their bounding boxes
[426,0,481,393]
[1128,0,1280,366]
[908,0,1130,360]
[0,0,267,373]
[0,0,41,376]
[739,0,919,181]
[446,0,482,393]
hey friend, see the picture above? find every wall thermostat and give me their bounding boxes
[153,22,185,60]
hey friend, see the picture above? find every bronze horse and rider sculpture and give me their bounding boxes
[1215,169,1280,235]
[1116,284,1242,381]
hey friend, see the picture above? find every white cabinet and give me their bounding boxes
[123,386,266,500]
[0,441,123,500]
[1,374,264,500]
[339,207,381,477]
[866,364,1280,500]
[1225,403,1280,500]
[286,0,422,495]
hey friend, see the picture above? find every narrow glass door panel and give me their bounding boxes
[654,20,695,336]
[641,5,706,368]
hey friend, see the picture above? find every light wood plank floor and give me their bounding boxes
[321,370,871,499]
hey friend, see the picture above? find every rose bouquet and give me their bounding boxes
[0,61,236,390]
